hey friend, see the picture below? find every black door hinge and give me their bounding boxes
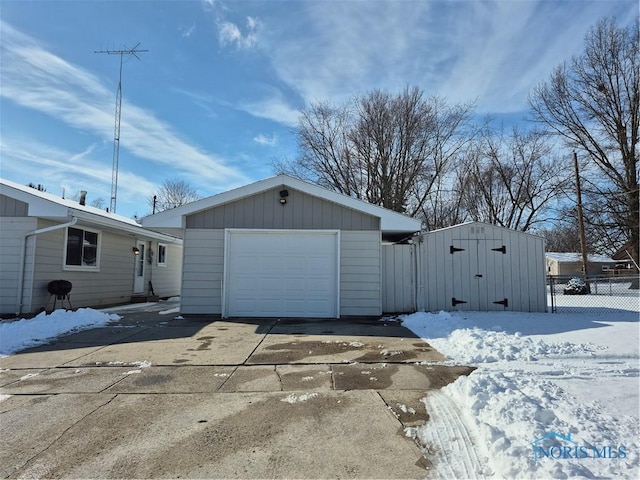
[450,245,465,254]
[491,245,507,254]
[493,298,509,307]
[452,297,467,307]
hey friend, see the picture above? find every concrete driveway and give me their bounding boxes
[0,301,474,479]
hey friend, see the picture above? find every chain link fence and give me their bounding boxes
[547,274,640,313]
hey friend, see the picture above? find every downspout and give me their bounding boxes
[16,216,78,315]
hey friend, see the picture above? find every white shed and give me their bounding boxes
[417,222,547,312]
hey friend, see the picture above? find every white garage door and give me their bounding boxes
[224,230,339,318]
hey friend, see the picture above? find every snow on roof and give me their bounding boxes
[1,178,181,243]
[1,178,140,225]
[545,252,616,263]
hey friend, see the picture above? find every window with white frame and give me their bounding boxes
[157,243,167,266]
[65,226,100,269]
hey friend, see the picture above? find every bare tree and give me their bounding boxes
[149,179,201,213]
[90,197,106,209]
[278,86,475,216]
[458,127,571,231]
[529,17,639,265]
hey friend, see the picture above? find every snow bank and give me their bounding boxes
[403,311,608,363]
[0,308,120,355]
[403,309,640,479]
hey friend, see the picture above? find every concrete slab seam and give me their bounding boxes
[13,393,118,474]
[273,365,284,391]
[241,318,280,365]
[216,366,239,392]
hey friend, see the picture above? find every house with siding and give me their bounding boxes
[142,174,422,318]
[0,179,183,316]
[545,252,617,276]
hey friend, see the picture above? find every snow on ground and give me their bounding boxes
[0,308,120,356]
[1,295,638,478]
[403,298,640,479]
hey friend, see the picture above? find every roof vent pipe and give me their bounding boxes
[79,191,87,206]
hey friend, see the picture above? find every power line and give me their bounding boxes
[95,43,148,213]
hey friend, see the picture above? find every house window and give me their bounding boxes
[157,243,167,266]
[65,227,100,269]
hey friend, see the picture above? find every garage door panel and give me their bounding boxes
[226,231,338,318]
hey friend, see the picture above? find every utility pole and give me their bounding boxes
[573,151,589,283]
[95,43,148,213]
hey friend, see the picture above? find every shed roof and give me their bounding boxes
[141,174,423,234]
[1,178,182,244]
[427,221,545,239]
[545,252,615,263]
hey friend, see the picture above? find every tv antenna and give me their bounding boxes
[95,43,148,213]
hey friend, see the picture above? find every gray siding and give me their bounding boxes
[0,217,37,315]
[340,231,381,316]
[180,229,382,317]
[186,187,380,231]
[147,242,182,298]
[28,220,138,312]
[0,195,29,217]
[382,244,415,314]
[418,223,546,313]
[181,229,224,315]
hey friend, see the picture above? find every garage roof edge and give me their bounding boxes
[142,174,422,233]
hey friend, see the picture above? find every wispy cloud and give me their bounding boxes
[218,16,261,49]
[252,0,634,115]
[239,91,300,128]
[180,23,196,38]
[253,133,277,146]
[0,137,157,208]
[0,21,246,187]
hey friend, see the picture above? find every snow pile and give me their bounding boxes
[403,310,640,479]
[0,308,120,355]
[402,311,605,363]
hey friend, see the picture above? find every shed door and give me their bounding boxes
[450,239,507,311]
[224,230,339,318]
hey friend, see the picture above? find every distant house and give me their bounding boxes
[612,242,637,270]
[545,252,616,276]
[0,179,183,316]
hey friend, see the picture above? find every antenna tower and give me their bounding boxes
[95,43,148,213]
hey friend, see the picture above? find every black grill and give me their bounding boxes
[47,280,72,299]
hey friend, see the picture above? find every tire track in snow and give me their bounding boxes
[418,390,486,480]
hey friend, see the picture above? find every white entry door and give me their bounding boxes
[224,230,339,318]
[134,241,145,293]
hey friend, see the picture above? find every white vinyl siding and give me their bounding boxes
[0,217,37,315]
[340,231,382,316]
[28,220,136,312]
[148,242,182,298]
[418,222,546,313]
[180,229,224,315]
[180,229,383,317]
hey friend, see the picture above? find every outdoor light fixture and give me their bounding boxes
[132,247,140,255]
[279,189,289,205]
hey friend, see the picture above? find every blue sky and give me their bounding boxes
[1,0,637,218]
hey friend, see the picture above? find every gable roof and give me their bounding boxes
[427,221,545,239]
[141,174,423,234]
[1,178,181,244]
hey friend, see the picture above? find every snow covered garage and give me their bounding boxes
[141,175,421,318]
[417,222,547,312]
